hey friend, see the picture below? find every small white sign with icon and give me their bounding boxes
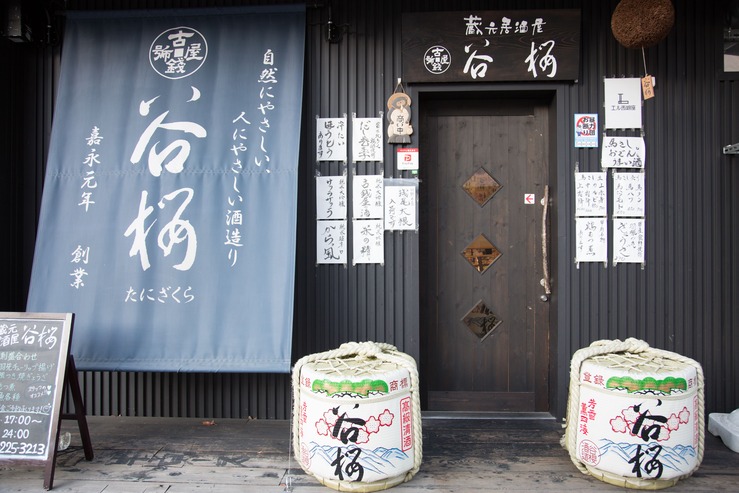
[397,147,419,170]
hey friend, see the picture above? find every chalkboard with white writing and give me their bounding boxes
[0,312,73,468]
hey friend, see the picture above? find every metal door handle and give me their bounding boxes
[540,185,552,301]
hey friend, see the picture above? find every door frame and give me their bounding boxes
[405,83,567,417]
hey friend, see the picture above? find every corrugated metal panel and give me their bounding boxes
[0,40,20,308]
[305,0,416,358]
[4,0,739,420]
[555,0,738,419]
[71,370,290,418]
[723,78,739,414]
[1,38,55,312]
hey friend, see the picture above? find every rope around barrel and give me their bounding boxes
[561,338,705,490]
[291,341,423,492]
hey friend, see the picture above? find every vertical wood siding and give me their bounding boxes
[2,0,738,420]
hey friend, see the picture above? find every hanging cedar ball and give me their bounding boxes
[611,0,675,49]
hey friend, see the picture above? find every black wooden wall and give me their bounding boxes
[1,0,737,420]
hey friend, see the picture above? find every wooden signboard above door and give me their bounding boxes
[401,9,581,83]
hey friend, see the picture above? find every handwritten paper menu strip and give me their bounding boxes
[384,186,417,231]
[353,219,384,264]
[316,220,347,265]
[613,172,645,217]
[601,136,645,169]
[316,176,347,220]
[575,218,608,264]
[574,172,607,217]
[352,118,383,162]
[316,117,347,162]
[352,175,384,220]
[613,218,645,264]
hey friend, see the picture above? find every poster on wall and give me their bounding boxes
[574,113,598,148]
[316,117,347,162]
[25,6,306,372]
[353,219,384,264]
[601,136,646,169]
[613,172,645,217]
[604,78,642,129]
[575,217,608,264]
[317,220,347,265]
[613,218,645,264]
[352,117,383,162]
[316,175,347,220]
[574,172,607,217]
[384,184,417,231]
[353,175,384,219]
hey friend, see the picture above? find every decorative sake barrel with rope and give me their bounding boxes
[563,338,704,490]
[292,342,422,492]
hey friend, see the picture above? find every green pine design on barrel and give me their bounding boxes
[605,375,688,394]
[311,378,389,396]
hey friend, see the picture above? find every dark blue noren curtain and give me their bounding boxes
[26,6,305,372]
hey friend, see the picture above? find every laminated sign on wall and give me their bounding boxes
[604,78,642,129]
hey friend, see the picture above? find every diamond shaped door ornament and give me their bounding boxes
[462,300,503,341]
[461,233,501,273]
[462,167,501,207]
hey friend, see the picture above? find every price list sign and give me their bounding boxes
[0,313,73,463]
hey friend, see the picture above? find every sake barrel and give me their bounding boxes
[564,339,704,490]
[292,342,422,492]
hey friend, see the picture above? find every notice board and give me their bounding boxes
[0,312,90,489]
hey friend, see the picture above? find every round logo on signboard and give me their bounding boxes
[423,45,451,75]
[149,26,208,80]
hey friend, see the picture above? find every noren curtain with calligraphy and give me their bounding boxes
[26,6,305,372]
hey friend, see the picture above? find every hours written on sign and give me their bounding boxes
[0,314,72,462]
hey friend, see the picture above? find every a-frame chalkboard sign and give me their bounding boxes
[0,312,93,490]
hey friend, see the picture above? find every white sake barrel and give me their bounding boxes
[566,340,704,490]
[292,342,421,492]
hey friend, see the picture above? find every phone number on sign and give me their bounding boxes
[0,440,46,455]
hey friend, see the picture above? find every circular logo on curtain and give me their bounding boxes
[149,26,208,79]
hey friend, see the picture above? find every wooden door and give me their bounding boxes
[420,95,551,412]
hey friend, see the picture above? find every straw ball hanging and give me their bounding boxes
[611,0,675,49]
